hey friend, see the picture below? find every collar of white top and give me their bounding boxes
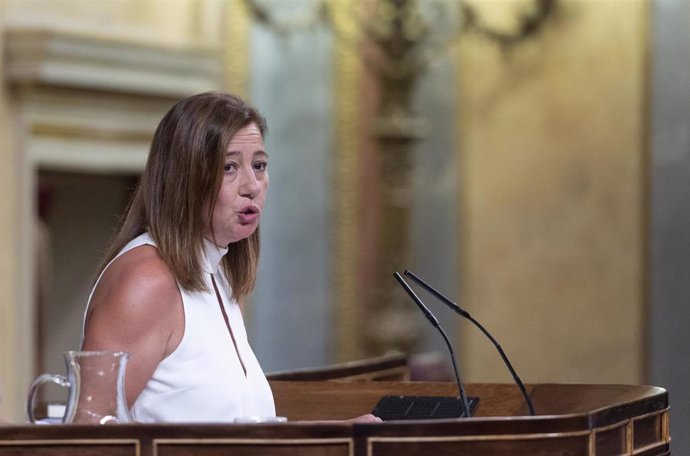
[201,237,229,274]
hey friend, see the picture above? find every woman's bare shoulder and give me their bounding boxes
[83,244,185,403]
[87,244,180,325]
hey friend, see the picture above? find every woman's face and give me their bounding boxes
[204,122,269,246]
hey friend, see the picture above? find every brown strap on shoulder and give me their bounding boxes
[211,274,247,377]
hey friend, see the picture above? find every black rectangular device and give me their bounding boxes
[372,395,480,421]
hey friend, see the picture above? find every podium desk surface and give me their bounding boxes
[0,382,670,456]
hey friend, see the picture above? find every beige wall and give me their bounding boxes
[0,2,22,421]
[458,0,647,383]
[2,0,221,47]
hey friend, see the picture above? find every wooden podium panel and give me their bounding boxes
[0,423,354,456]
[0,382,670,456]
[271,381,669,455]
[0,440,139,456]
[153,438,352,456]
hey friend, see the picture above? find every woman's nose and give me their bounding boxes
[239,169,260,198]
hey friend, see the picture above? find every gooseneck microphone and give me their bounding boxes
[393,272,471,417]
[371,273,480,420]
[404,269,537,416]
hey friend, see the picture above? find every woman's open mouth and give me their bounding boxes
[237,206,260,224]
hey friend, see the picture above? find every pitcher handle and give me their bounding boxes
[26,374,69,423]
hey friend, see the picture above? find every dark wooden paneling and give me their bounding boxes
[267,354,408,381]
[595,424,626,455]
[0,442,137,456]
[155,442,350,456]
[635,414,663,450]
[369,436,589,456]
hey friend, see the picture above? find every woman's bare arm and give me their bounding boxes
[82,245,184,408]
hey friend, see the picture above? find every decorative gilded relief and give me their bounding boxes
[239,0,557,358]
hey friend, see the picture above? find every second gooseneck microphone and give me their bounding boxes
[404,269,536,416]
[393,272,471,417]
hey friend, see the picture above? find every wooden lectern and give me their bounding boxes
[0,381,670,455]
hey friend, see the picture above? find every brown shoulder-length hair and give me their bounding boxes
[96,92,268,299]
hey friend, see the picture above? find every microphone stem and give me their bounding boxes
[465,313,536,416]
[437,324,471,417]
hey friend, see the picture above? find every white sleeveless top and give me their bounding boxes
[83,233,275,423]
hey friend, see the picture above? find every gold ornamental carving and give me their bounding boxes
[241,0,557,357]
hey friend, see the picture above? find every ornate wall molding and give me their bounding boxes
[5,28,221,173]
[6,28,220,97]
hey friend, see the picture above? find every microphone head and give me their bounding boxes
[403,270,471,318]
[393,272,440,327]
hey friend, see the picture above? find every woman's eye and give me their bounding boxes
[224,162,237,173]
[253,161,268,172]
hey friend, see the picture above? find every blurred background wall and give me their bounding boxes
[459,1,647,383]
[0,0,688,452]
